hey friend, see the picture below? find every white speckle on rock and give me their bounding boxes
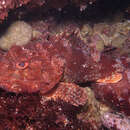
[2,0,5,5]
[80,5,87,12]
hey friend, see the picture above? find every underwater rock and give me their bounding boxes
[101,112,130,130]
[0,21,33,50]
[77,87,103,130]
[0,0,45,20]
[0,90,88,129]
[93,21,130,50]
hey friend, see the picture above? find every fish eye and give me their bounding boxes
[16,61,28,69]
[18,62,25,67]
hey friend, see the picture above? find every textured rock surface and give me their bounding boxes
[0,90,88,129]
[0,0,45,20]
[101,112,130,130]
[0,21,33,50]
[0,0,97,21]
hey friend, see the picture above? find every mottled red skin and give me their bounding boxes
[98,54,118,78]
[93,55,130,116]
[45,82,87,106]
[0,31,122,94]
[40,34,120,83]
[40,34,98,83]
[0,43,64,93]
